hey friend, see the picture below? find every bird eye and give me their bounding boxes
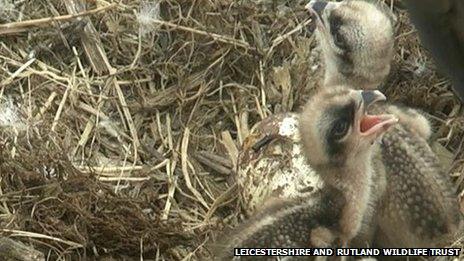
[331,119,350,140]
[329,15,346,49]
[332,32,346,49]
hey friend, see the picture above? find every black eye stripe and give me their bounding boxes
[324,101,356,158]
[329,14,343,35]
[328,14,349,50]
[329,107,353,140]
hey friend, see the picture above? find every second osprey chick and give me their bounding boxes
[307,0,395,90]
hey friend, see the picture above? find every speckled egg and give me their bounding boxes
[236,113,323,214]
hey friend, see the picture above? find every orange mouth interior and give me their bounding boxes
[360,115,384,133]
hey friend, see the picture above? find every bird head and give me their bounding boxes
[306,0,396,90]
[299,86,398,169]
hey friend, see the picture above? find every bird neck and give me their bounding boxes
[318,149,375,244]
[323,66,384,90]
[320,149,374,191]
[322,53,389,90]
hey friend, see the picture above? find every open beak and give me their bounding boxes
[356,90,398,140]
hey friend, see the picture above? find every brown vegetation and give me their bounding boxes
[0,0,462,259]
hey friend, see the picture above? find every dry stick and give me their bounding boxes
[114,148,130,194]
[1,54,69,84]
[78,165,144,174]
[0,4,117,35]
[196,151,233,170]
[190,160,215,202]
[0,57,36,87]
[162,161,177,220]
[267,18,312,56]
[129,28,144,68]
[221,131,239,169]
[230,92,243,145]
[71,46,97,158]
[113,76,141,151]
[204,183,238,221]
[258,60,268,119]
[149,18,255,50]
[99,176,150,182]
[181,128,210,209]
[2,229,83,248]
[34,92,58,121]
[63,1,112,75]
[51,75,74,132]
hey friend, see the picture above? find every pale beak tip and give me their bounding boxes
[305,2,313,10]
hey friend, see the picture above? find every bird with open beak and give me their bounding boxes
[299,86,398,246]
[214,87,397,259]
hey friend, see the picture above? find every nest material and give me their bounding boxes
[0,0,463,259]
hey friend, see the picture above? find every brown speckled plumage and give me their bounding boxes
[373,105,463,247]
[213,186,345,260]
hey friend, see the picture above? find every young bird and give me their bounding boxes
[307,0,395,90]
[402,0,464,101]
[373,104,463,248]
[213,186,345,260]
[214,87,397,259]
[299,86,398,246]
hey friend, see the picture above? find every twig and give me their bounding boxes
[267,18,312,56]
[204,183,238,221]
[195,154,232,175]
[150,18,255,50]
[0,4,117,35]
[78,165,144,173]
[2,229,83,248]
[161,160,177,220]
[98,177,150,182]
[221,131,239,170]
[181,128,210,209]
[51,77,73,132]
[0,57,36,86]
[34,92,58,121]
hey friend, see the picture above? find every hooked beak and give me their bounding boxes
[306,0,328,20]
[306,0,331,28]
[356,90,398,140]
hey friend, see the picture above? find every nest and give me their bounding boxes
[0,0,463,259]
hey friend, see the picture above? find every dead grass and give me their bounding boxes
[0,0,463,259]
